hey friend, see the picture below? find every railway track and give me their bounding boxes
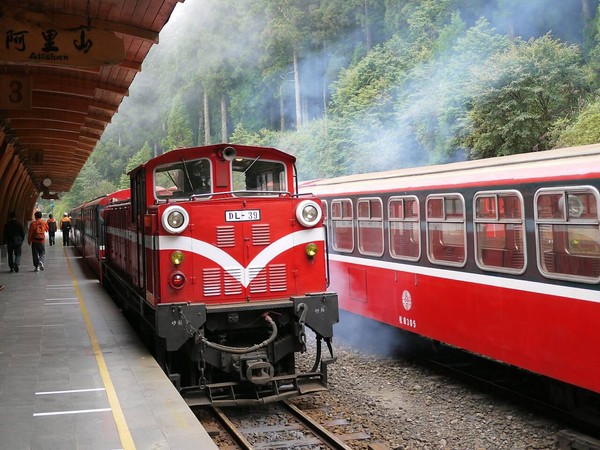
[195,400,374,449]
[409,340,600,441]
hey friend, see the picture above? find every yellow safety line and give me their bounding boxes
[64,248,136,450]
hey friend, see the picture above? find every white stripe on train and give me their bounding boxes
[105,226,324,288]
[329,253,600,304]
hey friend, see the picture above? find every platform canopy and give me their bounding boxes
[0,0,184,225]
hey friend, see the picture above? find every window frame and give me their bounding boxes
[426,193,467,267]
[231,157,288,197]
[534,185,600,284]
[330,198,354,253]
[154,158,213,201]
[388,195,421,261]
[473,189,527,275]
[357,197,384,257]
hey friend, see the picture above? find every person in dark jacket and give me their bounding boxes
[3,211,26,273]
[46,214,57,246]
[60,212,71,246]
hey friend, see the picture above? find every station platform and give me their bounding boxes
[0,238,217,450]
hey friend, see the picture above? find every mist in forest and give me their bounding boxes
[101,0,596,178]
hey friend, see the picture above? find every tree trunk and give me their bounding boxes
[293,49,302,129]
[322,43,328,117]
[581,0,592,20]
[203,90,211,145]
[220,93,227,143]
[364,0,372,50]
[280,94,285,131]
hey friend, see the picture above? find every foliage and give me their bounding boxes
[395,17,511,162]
[464,34,591,158]
[59,160,118,213]
[553,99,600,147]
[118,142,154,189]
[161,93,194,152]
[229,124,279,147]
[66,0,600,209]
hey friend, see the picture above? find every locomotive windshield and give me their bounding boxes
[231,157,287,196]
[155,158,211,199]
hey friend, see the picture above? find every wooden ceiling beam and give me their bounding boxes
[32,75,129,98]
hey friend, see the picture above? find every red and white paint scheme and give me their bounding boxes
[301,144,600,396]
[98,144,338,406]
[70,188,130,279]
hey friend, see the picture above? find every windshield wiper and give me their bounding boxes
[242,156,260,175]
[181,157,195,191]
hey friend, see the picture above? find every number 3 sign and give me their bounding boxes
[0,76,31,109]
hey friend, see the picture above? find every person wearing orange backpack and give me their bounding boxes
[28,211,49,271]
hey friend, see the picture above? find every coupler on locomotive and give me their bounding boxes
[155,293,339,406]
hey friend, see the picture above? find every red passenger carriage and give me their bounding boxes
[70,188,131,278]
[301,144,600,399]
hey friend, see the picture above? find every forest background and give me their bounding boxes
[46,0,600,214]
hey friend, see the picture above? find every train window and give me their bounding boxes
[426,194,466,267]
[389,196,420,261]
[474,190,526,274]
[331,199,354,253]
[535,186,600,283]
[154,158,212,200]
[232,158,287,196]
[357,198,384,256]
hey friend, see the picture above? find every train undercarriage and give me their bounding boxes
[102,263,339,406]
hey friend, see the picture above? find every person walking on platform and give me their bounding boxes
[46,214,57,246]
[28,211,48,271]
[3,211,25,273]
[60,212,71,246]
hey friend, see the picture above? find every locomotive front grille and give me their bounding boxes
[252,224,270,246]
[202,264,288,297]
[203,268,221,296]
[249,268,267,293]
[217,226,235,247]
[225,269,243,295]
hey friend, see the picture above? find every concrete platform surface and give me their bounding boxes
[0,238,217,450]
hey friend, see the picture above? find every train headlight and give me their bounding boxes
[169,271,186,289]
[162,205,189,234]
[296,200,322,227]
[170,250,185,266]
[305,242,318,258]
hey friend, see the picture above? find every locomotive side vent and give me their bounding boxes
[249,267,267,293]
[217,226,235,247]
[225,269,243,295]
[268,264,287,291]
[203,268,221,296]
[252,224,270,246]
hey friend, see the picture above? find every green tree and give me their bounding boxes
[161,94,194,152]
[395,16,510,162]
[465,34,591,158]
[118,142,154,188]
[61,160,118,212]
[553,99,600,146]
[229,124,279,147]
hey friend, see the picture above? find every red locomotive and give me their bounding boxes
[301,144,600,402]
[88,144,338,406]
